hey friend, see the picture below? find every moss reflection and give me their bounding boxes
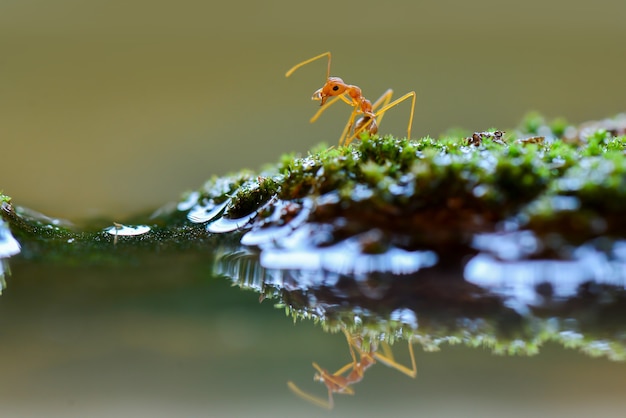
[215,240,626,362]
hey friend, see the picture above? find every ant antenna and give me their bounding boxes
[285,51,332,80]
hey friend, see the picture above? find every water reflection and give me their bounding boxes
[466,245,626,306]
[215,233,626,362]
[3,177,626,409]
[259,228,438,275]
[208,231,626,407]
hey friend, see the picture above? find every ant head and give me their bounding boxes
[312,77,347,105]
[313,372,323,382]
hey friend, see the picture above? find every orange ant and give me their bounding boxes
[286,51,417,146]
[287,328,417,409]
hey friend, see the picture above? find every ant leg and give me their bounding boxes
[340,328,360,358]
[343,88,407,145]
[342,91,395,146]
[371,89,394,128]
[373,340,417,378]
[329,360,356,377]
[339,106,360,146]
[343,114,371,147]
[340,328,365,373]
[312,362,355,395]
[312,329,363,381]
[380,340,395,360]
[373,91,416,140]
[285,51,332,79]
[287,361,356,410]
[309,93,351,123]
[287,381,334,410]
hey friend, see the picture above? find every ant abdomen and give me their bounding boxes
[355,116,378,136]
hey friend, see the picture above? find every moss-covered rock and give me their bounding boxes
[2,113,626,360]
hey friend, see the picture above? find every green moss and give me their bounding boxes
[582,129,612,156]
[226,176,280,218]
[520,111,546,135]
[3,113,626,360]
[4,115,626,258]
[199,171,255,203]
[549,117,570,138]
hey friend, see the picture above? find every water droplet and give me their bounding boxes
[104,224,151,236]
[206,210,259,234]
[176,191,200,211]
[240,199,313,246]
[0,221,20,258]
[187,200,228,223]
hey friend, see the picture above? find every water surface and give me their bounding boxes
[2,249,626,417]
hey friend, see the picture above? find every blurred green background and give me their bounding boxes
[2,0,625,219]
[2,2,626,416]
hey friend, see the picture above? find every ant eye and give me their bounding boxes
[332,85,339,91]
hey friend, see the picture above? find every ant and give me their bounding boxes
[286,52,416,146]
[287,328,417,409]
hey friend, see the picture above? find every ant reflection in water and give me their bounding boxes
[288,328,417,409]
[286,52,416,146]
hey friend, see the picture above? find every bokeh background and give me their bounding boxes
[2,2,626,417]
[2,0,625,220]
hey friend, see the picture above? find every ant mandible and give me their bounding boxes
[287,328,417,409]
[286,51,416,146]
